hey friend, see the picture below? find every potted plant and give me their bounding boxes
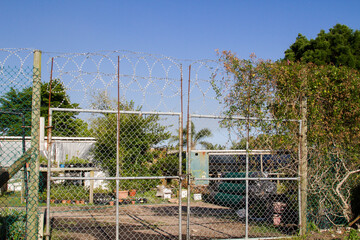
[129,189,137,197]
[117,190,129,199]
[64,156,91,168]
[40,156,48,168]
[93,187,113,205]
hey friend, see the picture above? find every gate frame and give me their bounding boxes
[187,113,301,240]
[46,107,183,240]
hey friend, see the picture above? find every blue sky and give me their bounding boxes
[1,1,360,61]
[1,1,359,147]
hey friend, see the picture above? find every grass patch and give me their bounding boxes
[250,223,282,235]
[0,191,24,207]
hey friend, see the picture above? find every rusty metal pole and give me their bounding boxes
[116,56,120,240]
[47,58,53,149]
[186,65,191,240]
[245,69,252,239]
[178,64,183,240]
[45,57,53,240]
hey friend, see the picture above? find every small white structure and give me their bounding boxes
[156,185,172,199]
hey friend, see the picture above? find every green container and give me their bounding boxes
[223,172,247,178]
[213,192,245,208]
[218,182,246,194]
[223,172,260,178]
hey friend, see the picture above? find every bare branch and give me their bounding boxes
[335,168,360,222]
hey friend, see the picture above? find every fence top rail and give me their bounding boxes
[50,108,181,116]
[0,136,31,140]
[0,110,24,116]
[0,136,96,141]
[47,137,96,142]
[194,177,299,181]
[190,113,301,122]
[192,149,288,154]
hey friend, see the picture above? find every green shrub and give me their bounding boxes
[0,209,26,240]
[307,221,319,233]
[64,156,89,165]
[93,187,112,194]
[40,155,48,165]
[46,185,89,200]
[344,229,360,240]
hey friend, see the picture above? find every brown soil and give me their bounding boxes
[48,201,299,239]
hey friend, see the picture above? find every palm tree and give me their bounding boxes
[171,121,213,150]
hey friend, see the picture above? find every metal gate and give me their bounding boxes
[45,109,301,240]
[186,114,300,239]
[45,108,184,239]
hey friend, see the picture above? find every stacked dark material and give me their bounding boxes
[205,172,277,210]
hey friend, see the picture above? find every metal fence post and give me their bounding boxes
[299,96,308,235]
[28,49,41,239]
[178,64,183,240]
[186,65,191,240]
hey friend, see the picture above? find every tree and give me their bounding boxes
[200,142,226,150]
[285,24,360,70]
[90,96,171,191]
[170,121,213,150]
[42,79,90,137]
[268,61,360,224]
[0,86,32,136]
[214,50,360,225]
[230,134,295,152]
[0,79,88,137]
[283,27,360,222]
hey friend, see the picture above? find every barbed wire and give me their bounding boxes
[187,59,224,115]
[0,49,35,95]
[0,48,34,68]
[42,50,225,114]
[0,48,226,114]
[44,51,183,112]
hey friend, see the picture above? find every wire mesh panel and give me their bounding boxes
[47,108,183,239]
[0,49,41,239]
[187,116,300,239]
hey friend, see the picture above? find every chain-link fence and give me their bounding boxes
[0,49,41,239]
[45,108,183,239]
[186,115,300,239]
[0,49,303,240]
[2,48,356,239]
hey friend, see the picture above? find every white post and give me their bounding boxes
[40,117,45,152]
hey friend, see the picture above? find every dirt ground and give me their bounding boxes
[48,201,299,239]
